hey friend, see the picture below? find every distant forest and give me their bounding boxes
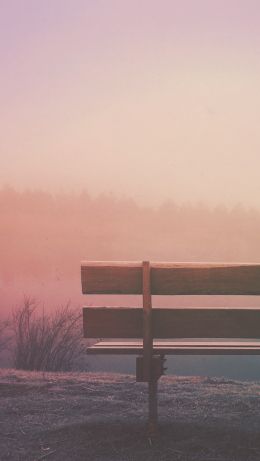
[1,186,260,282]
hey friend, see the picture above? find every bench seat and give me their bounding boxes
[87,340,260,355]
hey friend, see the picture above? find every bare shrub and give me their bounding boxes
[12,297,86,371]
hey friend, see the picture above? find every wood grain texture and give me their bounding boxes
[81,262,260,295]
[83,307,260,339]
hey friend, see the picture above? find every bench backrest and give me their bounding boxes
[81,261,260,340]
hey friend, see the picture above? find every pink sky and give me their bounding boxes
[1,0,260,208]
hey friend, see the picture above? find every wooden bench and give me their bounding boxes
[81,260,260,434]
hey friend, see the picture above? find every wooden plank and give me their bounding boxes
[81,262,260,295]
[87,340,260,355]
[81,261,142,294]
[83,307,143,338]
[151,263,260,295]
[83,307,260,339]
[89,340,260,347]
[153,308,260,338]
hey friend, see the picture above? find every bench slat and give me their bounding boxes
[83,307,260,339]
[87,340,260,355]
[83,307,142,338]
[81,262,142,294]
[81,262,260,295]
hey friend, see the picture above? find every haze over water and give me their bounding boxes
[1,2,260,378]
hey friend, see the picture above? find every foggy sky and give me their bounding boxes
[1,0,260,208]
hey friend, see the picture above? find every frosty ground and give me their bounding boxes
[0,369,260,461]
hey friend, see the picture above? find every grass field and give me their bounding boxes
[0,369,260,460]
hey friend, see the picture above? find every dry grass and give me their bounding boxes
[0,369,260,460]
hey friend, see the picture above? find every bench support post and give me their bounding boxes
[148,379,158,436]
[143,260,159,435]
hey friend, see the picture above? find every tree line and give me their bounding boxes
[1,185,260,282]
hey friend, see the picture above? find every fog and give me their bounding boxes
[1,187,260,317]
[1,2,260,378]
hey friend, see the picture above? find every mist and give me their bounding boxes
[1,186,260,317]
[1,1,260,381]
